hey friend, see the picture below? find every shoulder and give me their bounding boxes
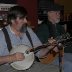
[0,28,4,36]
[26,26,36,35]
[37,20,49,32]
[38,20,50,27]
[27,26,34,32]
[39,21,48,27]
[0,28,6,42]
[0,26,10,39]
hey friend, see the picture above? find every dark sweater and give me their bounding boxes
[36,20,65,43]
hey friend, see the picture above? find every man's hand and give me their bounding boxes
[0,52,25,64]
[14,52,25,61]
[48,37,56,44]
[48,37,58,52]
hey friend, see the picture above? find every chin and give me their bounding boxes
[55,19,60,23]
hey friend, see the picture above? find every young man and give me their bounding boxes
[36,2,72,72]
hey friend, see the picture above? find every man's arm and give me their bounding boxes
[0,52,25,65]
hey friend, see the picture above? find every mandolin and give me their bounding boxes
[29,35,72,64]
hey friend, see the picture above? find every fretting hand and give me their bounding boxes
[48,37,59,52]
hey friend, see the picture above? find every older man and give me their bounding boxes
[36,2,72,72]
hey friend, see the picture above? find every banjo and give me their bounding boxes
[10,44,34,70]
[10,44,51,70]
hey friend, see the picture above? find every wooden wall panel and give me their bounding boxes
[17,0,37,28]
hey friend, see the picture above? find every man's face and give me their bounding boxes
[47,11,60,23]
[11,16,27,32]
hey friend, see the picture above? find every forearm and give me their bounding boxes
[36,48,49,58]
[0,54,16,65]
[36,45,55,58]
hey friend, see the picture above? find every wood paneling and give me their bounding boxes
[17,0,37,28]
[55,0,72,13]
[0,0,16,4]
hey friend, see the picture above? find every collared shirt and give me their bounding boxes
[0,25,42,56]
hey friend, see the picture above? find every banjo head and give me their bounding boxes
[10,44,34,70]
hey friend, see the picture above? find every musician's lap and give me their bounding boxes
[1,53,72,72]
[0,61,59,72]
[52,53,72,72]
[53,53,72,64]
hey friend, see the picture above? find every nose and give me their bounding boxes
[56,12,60,17]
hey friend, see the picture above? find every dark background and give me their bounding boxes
[0,0,16,4]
